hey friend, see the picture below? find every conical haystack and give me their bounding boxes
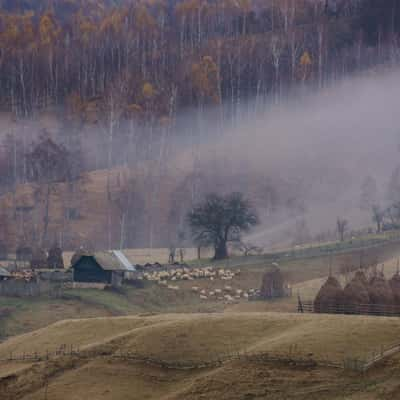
[368,274,394,305]
[354,270,369,286]
[389,273,400,305]
[314,276,344,313]
[343,270,370,312]
[260,266,285,299]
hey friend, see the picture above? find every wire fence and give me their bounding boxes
[298,300,400,317]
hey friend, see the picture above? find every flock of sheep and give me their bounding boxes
[139,266,260,302]
[190,285,260,302]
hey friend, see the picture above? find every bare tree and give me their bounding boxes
[336,217,348,242]
[188,192,259,260]
[233,241,263,257]
[372,205,385,233]
[26,134,71,246]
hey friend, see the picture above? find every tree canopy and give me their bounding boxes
[188,192,259,259]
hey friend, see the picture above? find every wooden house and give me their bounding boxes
[71,251,135,287]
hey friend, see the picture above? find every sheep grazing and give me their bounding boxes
[224,294,234,302]
[191,286,200,292]
[199,295,208,300]
[140,265,238,284]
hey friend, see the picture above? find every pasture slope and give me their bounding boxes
[3,240,400,339]
[2,312,400,399]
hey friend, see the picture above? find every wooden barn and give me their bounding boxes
[71,251,135,287]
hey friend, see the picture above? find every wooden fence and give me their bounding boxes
[296,298,400,372]
[0,345,339,371]
[298,298,400,317]
[2,339,399,374]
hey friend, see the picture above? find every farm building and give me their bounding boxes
[0,267,11,281]
[71,251,135,287]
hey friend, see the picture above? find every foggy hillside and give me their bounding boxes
[0,0,399,251]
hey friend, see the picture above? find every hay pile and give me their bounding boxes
[260,266,285,299]
[389,273,400,305]
[314,276,344,313]
[368,273,394,305]
[343,270,370,308]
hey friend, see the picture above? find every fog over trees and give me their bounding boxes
[0,0,399,251]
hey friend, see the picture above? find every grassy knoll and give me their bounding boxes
[2,313,400,400]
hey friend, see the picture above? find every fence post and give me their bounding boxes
[298,295,304,313]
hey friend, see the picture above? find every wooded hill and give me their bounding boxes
[0,0,399,251]
[0,0,398,119]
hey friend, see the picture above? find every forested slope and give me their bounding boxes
[0,0,399,250]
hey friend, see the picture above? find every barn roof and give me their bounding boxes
[73,251,135,272]
[0,267,11,277]
[112,250,136,272]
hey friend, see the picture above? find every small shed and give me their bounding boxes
[0,267,11,281]
[71,251,135,287]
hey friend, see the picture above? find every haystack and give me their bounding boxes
[389,273,400,305]
[368,274,394,305]
[353,270,369,286]
[314,276,344,313]
[260,266,285,299]
[343,270,370,310]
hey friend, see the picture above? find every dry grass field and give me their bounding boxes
[3,244,400,340]
[2,244,400,399]
[2,312,400,400]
